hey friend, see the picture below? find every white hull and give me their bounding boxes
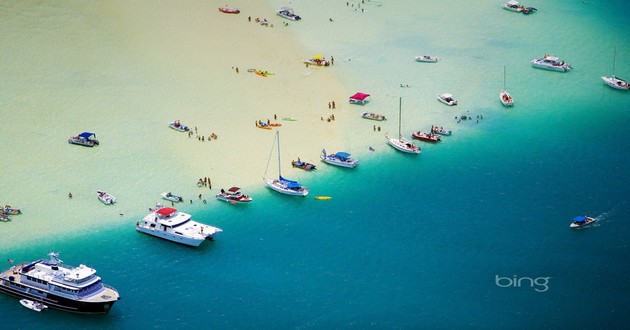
[97,191,116,204]
[264,178,309,196]
[414,55,438,63]
[321,158,359,168]
[601,76,629,90]
[136,207,222,247]
[437,94,458,106]
[500,90,514,106]
[136,226,206,246]
[215,196,252,203]
[161,192,183,203]
[20,299,47,312]
[530,58,572,72]
[386,135,420,154]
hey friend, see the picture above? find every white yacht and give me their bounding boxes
[531,55,572,72]
[0,252,120,314]
[320,149,359,168]
[136,205,222,247]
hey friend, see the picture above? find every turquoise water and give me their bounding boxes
[2,0,630,328]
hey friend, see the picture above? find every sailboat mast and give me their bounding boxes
[276,131,281,178]
[398,97,402,138]
[503,65,507,90]
[612,47,617,76]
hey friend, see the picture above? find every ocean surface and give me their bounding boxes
[2,0,630,328]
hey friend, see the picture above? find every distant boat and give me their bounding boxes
[601,47,629,91]
[437,93,458,106]
[361,112,386,121]
[412,131,441,142]
[68,132,99,147]
[501,0,524,12]
[20,299,47,312]
[431,126,452,136]
[218,7,239,14]
[276,7,301,20]
[161,192,183,203]
[531,55,572,72]
[570,215,597,228]
[291,158,317,171]
[263,131,309,196]
[500,66,514,106]
[3,205,21,215]
[216,187,252,204]
[136,205,222,246]
[386,97,421,154]
[97,190,116,205]
[168,120,189,132]
[304,55,330,66]
[414,55,439,63]
[320,149,359,168]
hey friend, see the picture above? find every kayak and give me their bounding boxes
[315,196,332,200]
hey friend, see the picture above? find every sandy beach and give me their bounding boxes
[0,1,383,246]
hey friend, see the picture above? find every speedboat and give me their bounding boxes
[218,7,239,14]
[431,126,452,135]
[161,192,183,203]
[501,0,523,12]
[136,204,222,246]
[276,7,301,20]
[216,187,253,204]
[411,131,441,142]
[531,55,572,72]
[361,112,386,121]
[320,149,359,168]
[97,190,116,205]
[291,158,316,171]
[20,299,48,312]
[68,132,99,147]
[304,55,330,66]
[570,215,597,228]
[437,93,458,106]
[521,7,537,14]
[168,120,189,132]
[3,205,21,215]
[414,55,439,63]
[500,90,514,106]
[0,251,120,314]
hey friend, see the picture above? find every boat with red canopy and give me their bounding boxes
[218,7,239,14]
[349,92,371,105]
[136,205,222,246]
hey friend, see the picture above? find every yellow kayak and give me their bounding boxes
[315,196,332,200]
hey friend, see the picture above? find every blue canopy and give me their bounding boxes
[573,215,587,222]
[79,132,96,138]
[335,152,351,160]
[280,175,301,188]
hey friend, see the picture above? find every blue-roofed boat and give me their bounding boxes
[264,131,309,196]
[320,149,359,168]
[570,215,597,228]
[68,132,99,147]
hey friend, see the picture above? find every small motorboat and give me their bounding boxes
[218,7,239,14]
[161,192,183,203]
[521,7,537,14]
[320,149,359,168]
[414,55,439,63]
[304,55,330,66]
[570,215,597,228]
[20,299,48,312]
[3,205,21,215]
[276,7,301,20]
[361,112,386,121]
[216,187,253,204]
[68,132,99,147]
[501,0,524,12]
[0,214,10,222]
[97,190,116,205]
[437,93,458,106]
[168,120,190,132]
[431,126,452,136]
[411,131,441,142]
[292,158,316,171]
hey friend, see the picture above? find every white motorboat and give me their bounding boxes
[414,55,439,63]
[68,132,99,147]
[601,47,629,91]
[501,0,523,12]
[0,252,120,314]
[276,7,301,20]
[531,55,572,72]
[431,126,452,136]
[97,190,116,205]
[168,120,189,132]
[20,299,48,312]
[386,97,421,154]
[437,93,458,106]
[216,187,253,203]
[263,131,309,196]
[161,192,183,203]
[304,55,330,66]
[136,204,222,246]
[320,149,359,168]
[361,112,386,121]
[570,215,597,228]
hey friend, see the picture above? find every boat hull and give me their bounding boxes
[215,195,252,203]
[411,132,441,142]
[601,76,629,90]
[321,158,359,168]
[264,178,309,196]
[500,90,514,106]
[135,226,207,247]
[386,135,421,154]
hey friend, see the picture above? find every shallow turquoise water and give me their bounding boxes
[2,0,630,328]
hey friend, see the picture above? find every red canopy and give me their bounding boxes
[157,207,177,216]
[349,92,370,101]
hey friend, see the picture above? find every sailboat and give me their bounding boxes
[500,66,514,106]
[263,131,309,196]
[385,97,421,154]
[601,47,629,91]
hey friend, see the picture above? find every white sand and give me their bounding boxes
[0,1,361,246]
